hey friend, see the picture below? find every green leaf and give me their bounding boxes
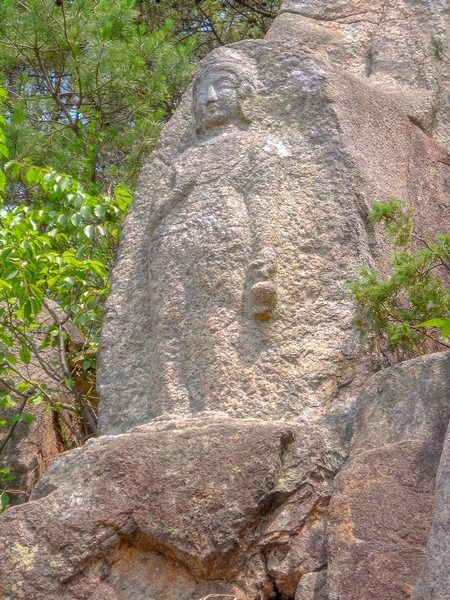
[21,412,34,425]
[418,318,450,338]
[62,253,80,266]
[88,260,105,276]
[75,246,86,259]
[93,204,106,218]
[83,224,94,240]
[19,346,31,364]
[417,319,449,327]
[23,300,32,319]
[0,334,14,347]
[28,394,44,405]
[80,205,92,219]
[71,213,82,226]
[0,492,10,510]
[4,270,19,281]
[57,213,69,226]
[30,296,42,316]
[0,280,12,291]
[25,167,42,184]
[0,394,15,408]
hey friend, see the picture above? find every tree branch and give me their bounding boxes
[33,43,81,137]
[226,0,276,18]
[0,396,28,456]
[42,300,98,436]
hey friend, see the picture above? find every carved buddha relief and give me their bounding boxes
[98,43,378,433]
[193,54,278,318]
[144,49,284,416]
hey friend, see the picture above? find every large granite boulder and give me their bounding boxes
[1,1,450,598]
[327,351,450,600]
[0,353,449,599]
[98,1,450,435]
[0,413,350,599]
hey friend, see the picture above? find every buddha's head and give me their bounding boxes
[193,49,257,134]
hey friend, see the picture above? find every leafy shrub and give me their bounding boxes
[0,87,132,510]
[349,199,450,357]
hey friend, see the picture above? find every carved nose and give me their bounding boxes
[206,85,218,103]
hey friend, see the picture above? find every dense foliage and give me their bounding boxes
[0,0,198,197]
[139,0,280,57]
[349,199,450,358]
[0,0,279,201]
[0,86,133,509]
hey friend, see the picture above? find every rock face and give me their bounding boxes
[327,351,450,600]
[0,402,61,504]
[98,0,450,435]
[271,0,450,149]
[0,354,449,599]
[98,44,372,434]
[0,414,350,599]
[1,1,450,599]
[412,419,450,600]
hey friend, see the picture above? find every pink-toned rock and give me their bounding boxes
[295,570,327,599]
[412,420,450,600]
[327,351,450,600]
[0,414,347,599]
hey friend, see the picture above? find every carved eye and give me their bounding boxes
[213,77,235,89]
[196,92,208,104]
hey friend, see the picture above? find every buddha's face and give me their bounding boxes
[194,69,242,131]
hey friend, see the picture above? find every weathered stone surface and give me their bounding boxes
[270,0,450,150]
[412,419,450,600]
[0,402,61,504]
[3,354,449,599]
[0,414,349,599]
[98,31,450,435]
[327,351,450,600]
[295,570,327,599]
[2,3,450,600]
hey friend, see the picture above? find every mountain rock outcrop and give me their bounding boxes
[0,414,348,599]
[98,0,450,435]
[412,418,450,600]
[327,351,450,600]
[1,1,449,598]
[0,353,449,599]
